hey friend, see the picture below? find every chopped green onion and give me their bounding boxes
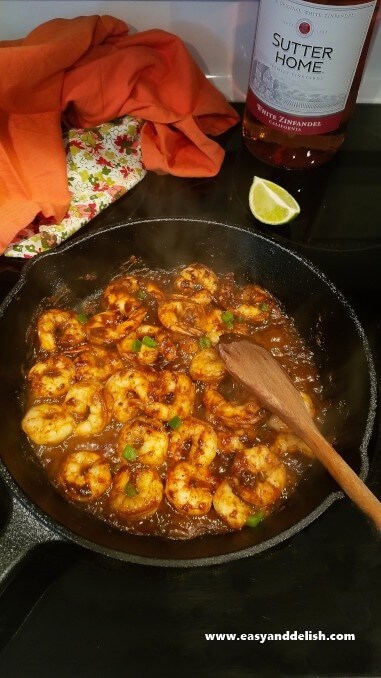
[76,313,88,324]
[122,445,137,461]
[222,311,235,329]
[142,336,158,348]
[199,336,212,349]
[131,339,142,353]
[222,311,234,323]
[259,303,269,312]
[136,290,147,300]
[168,415,182,430]
[125,482,138,497]
[246,511,265,528]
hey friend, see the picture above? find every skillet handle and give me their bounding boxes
[0,494,82,651]
[0,493,60,589]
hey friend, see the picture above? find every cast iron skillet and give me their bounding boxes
[0,218,377,579]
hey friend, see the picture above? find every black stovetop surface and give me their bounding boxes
[0,104,380,678]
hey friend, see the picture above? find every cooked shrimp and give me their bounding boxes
[200,308,227,344]
[272,432,314,458]
[27,354,75,398]
[103,276,139,312]
[73,345,124,382]
[85,308,146,346]
[232,445,287,507]
[65,381,113,436]
[168,417,218,467]
[117,325,177,366]
[163,334,200,372]
[213,479,251,529]
[138,280,165,303]
[174,335,200,357]
[216,430,248,455]
[104,275,164,311]
[37,309,86,352]
[105,368,150,422]
[57,451,112,502]
[22,404,75,445]
[233,284,274,323]
[145,370,195,421]
[165,462,218,516]
[203,385,263,429]
[109,466,163,520]
[200,308,249,345]
[117,417,169,466]
[216,276,274,323]
[189,348,226,382]
[267,392,315,432]
[158,296,205,336]
[173,264,218,305]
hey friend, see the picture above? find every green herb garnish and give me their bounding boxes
[246,511,265,528]
[221,311,235,329]
[122,445,137,461]
[142,336,158,348]
[259,303,269,312]
[136,290,147,300]
[76,313,88,324]
[199,336,212,349]
[131,339,142,353]
[125,482,138,497]
[168,415,182,430]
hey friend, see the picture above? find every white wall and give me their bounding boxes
[1,0,380,103]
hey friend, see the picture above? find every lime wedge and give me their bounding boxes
[248,176,300,225]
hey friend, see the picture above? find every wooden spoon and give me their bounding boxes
[218,335,381,531]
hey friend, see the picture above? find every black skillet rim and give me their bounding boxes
[0,217,377,567]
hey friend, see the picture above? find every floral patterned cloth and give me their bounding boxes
[5,116,147,258]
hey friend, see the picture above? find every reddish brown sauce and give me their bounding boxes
[22,262,326,540]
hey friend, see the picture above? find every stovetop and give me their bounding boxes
[0,104,380,678]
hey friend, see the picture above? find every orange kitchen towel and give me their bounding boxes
[0,15,240,253]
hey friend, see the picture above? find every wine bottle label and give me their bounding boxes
[248,0,377,135]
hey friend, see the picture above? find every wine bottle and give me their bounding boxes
[242,0,380,169]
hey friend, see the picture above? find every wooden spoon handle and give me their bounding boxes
[301,422,381,530]
[219,337,381,530]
